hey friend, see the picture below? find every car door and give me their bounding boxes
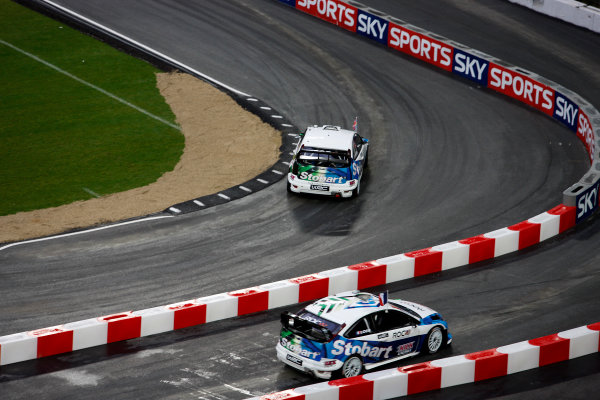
[370,310,421,359]
[341,316,396,364]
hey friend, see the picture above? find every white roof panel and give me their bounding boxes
[303,292,437,327]
[302,125,354,152]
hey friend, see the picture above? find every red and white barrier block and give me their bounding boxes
[248,322,600,400]
[0,0,592,368]
[0,203,579,366]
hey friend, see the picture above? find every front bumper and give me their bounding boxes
[288,173,356,198]
[276,343,341,380]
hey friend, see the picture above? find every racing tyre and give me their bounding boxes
[340,356,363,378]
[423,326,444,354]
[351,179,360,198]
[286,180,292,193]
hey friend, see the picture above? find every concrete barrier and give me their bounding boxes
[508,0,600,33]
[249,322,600,399]
[1,0,597,368]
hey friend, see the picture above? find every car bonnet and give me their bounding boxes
[391,299,437,320]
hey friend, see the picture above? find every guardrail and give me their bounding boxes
[509,0,600,33]
[0,207,580,365]
[248,322,600,399]
[1,0,598,370]
[276,0,600,222]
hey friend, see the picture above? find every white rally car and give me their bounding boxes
[276,291,451,379]
[287,124,368,198]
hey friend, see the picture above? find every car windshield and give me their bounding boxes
[298,149,350,168]
[282,311,343,343]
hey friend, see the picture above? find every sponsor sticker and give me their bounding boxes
[300,170,346,184]
[281,337,321,360]
[286,353,303,366]
[328,337,417,361]
[331,339,394,359]
[310,184,330,191]
[388,22,453,71]
[488,63,554,115]
[392,329,411,338]
[397,341,414,355]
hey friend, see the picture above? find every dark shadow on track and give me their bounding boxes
[288,168,370,236]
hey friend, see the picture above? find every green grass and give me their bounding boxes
[0,0,184,216]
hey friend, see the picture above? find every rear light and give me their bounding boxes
[349,180,356,186]
[290,175,295,180]
[324,360,336,366]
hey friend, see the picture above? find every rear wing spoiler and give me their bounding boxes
[280,312,335,342]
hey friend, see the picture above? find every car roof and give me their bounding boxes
[302,292,437,327]
[301,125,355,152]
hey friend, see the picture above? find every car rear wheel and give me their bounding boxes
[424,326,444,354]
[340,356,363,378]
[351,179,360,198]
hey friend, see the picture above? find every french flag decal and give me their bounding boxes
[379,291,388,306]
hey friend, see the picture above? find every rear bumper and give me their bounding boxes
[288,173,355,198]
[276,343,341,379]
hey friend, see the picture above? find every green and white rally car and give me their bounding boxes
[287,124,368,198]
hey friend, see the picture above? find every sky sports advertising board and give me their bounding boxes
[278,0,598,218]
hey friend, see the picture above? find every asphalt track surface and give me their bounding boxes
[1,0,599,398]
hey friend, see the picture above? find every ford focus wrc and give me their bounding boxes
[276,291,451,379]
[287,124,368,198]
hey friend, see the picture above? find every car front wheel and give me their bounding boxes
[340,356,363,378]
[424,326,444,354]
